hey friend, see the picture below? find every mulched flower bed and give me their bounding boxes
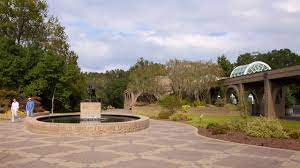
[198,128,300,151]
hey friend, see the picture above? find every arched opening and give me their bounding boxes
[136,93,158,106]
[247,92,258,115]
[229,93,238,105]
[209,87,221,105]
[226,88,239,105]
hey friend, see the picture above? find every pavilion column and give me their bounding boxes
[223,91,228,104]
[255,88,265,116]
[264,77,276,118]
[279,88,286,117]
[272,85,285,118]
[238,83,245,106]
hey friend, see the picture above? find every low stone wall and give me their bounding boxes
[24,113,149,136]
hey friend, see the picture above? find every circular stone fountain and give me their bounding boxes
[25,102,149,136]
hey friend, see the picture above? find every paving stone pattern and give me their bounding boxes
[0,119,299,168]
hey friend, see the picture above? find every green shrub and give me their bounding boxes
[245,117,288,138]
[159,96,181,112]
[206,122,228,135]
[206,122,219,129]
[227,117,248,131]
[286,129,300,139]
[107,105,115,109]
[181,105,191,113]
[0,110,27,120]
[0,89,18,113]
[193,100,205,107]
[215,99,225,107]
[169,112,191,121]
[158,110,173,119]
[181,99,192,106]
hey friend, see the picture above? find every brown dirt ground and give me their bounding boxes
[198,128,300,151]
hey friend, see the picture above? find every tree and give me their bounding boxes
[217,55,233,77]
[235,53,255,66]
[0,0,74,59]
[256,49,300,69]
[0,37,25,89]
[234,49,300,69]
[188,61,222,101]
[126,58,167,106]
[0,89,17,112]
[23,52,64,105]
[104,70,128,108]
[0,0,85,112]
[166,59,191,99]
[44,16,74,59]
[0,0,48,45]
[84,69,129,108]
[167,59,222,101]
[0,37,42,90]
[23,51,84,111]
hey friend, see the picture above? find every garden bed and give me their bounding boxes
[133,104,300,151]
[198,128,300,151]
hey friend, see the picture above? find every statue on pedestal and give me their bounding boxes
[87,85,97,102]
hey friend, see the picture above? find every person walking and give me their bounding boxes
[11,99,20,122]
[26,97,35,117]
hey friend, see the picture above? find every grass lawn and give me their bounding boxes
[279,120,300,129]
[133,104,300,130]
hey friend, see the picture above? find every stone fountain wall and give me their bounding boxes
[24,113,150,136]
[80,102,101,120]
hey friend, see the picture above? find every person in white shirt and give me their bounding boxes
[11,99,20,122]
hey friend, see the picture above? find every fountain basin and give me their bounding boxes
[25,113,149,136]
[38,114,139,123]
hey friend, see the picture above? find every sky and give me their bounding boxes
[47,0,300,72]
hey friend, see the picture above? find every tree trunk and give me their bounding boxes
[194,91,199,101]
[51,88,56,115]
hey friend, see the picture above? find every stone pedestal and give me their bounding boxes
[80,102,101,120]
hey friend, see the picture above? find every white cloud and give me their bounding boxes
[101,64,131,72]
[72,34,110,70]
[274,0,300,13]
[47,0,300,72]
[74,39,110,60]
[81,64,130,73]
[144,34,239,51]
[232,9,260,17]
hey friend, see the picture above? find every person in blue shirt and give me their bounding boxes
[26,97,35,117]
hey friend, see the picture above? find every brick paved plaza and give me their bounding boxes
[0,119,299,168]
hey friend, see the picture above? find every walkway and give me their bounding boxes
[0,119,299,168]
